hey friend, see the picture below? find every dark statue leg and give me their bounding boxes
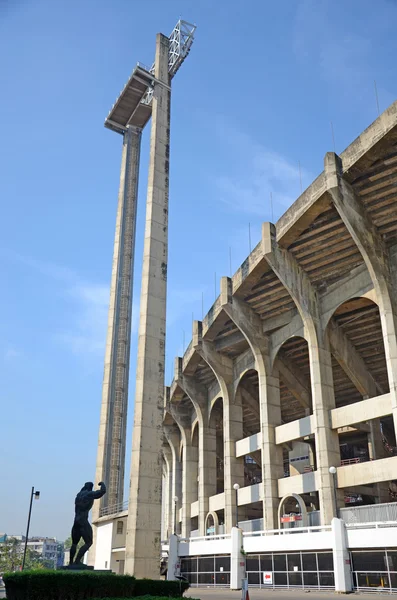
[69,523,81,565]
[74,521,93,564]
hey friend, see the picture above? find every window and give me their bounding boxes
[117,521,124,535]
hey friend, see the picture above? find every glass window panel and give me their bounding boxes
[302,553,317,571]
[260,555,273,571]
[274,572,287,586]
[317,553,333,571]
[248,572,260,585]
[319,572,335,587]
[198,573,214,585]
[215,556,230,571]
[288,571,302,586]
[288,553,302,571]
[273,554,287,572]
[187,573,197,584]
[215,572,230,585]
[303,572,318,587]
[387,551,397,572]
[181,558,193,573]
[352,551,385,572]
[198,556,214,572]
[246,555,259,572]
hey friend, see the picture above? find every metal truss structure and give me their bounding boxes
[141,19,196,105]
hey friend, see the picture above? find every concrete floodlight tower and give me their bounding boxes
[93,20,196,576]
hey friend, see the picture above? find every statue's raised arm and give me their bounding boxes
[87,481,107,500]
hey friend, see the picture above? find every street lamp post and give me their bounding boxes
[233,483,240,527]
[329,466,338,518]
[22,487,40,570]
[173,496,178,535]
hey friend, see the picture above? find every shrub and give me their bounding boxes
[133,580,189,598]
[3,570,136,600]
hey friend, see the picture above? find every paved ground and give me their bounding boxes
[185,589,378,599]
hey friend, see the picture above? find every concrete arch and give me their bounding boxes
[323,293,380,331]
[277,493,308,527]
[233,350,256,393]
[234,366,259,394]
[270,335,312,420]
[209,395,223,421]
[204,511,219,535]
[324,296,388,407]
[191,419,199,444]
[235,369,260,437]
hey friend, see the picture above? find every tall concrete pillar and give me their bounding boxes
[308,330,342,523]
[258,367,284,530]
[94,124,142,516]
[223,398,245,531]
[162,446,173,539]
[199,414,217,535]
[125,33,171,577]
[181,433,198,538]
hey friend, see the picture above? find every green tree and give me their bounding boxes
[0,537,21,572]
[63,536,83,552]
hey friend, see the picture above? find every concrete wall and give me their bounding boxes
[94,522,113,570]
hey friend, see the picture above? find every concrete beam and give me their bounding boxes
[275,416,314,445]
[328,318,384,397]
[337,456,397,488]
[330,393,392,429]
[275,354,311,409]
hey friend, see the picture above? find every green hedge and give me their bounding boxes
[133,580,189,598]
[3,571,190,600]
[3,570,136,600]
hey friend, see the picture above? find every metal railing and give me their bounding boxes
[99,500,128,517]
[340,456,370,466]
[346,520,397,530]
[340,501,397,524]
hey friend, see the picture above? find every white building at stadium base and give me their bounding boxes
[94,100,397,593]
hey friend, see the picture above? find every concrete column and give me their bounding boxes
[368,419,389,502]
[174,371,211,537]
[332,518,352,593]
[166,534,179,581]
[259,367,284,530]
[262,223,341,525]
[181,433,198,538]
[165,427,182,535]
[224,398,245,531]
[193,325,244,532]
[230,527,245,590]
[94,125,142,514]
[325,152,397,446]
[162,446,173,539]
[219,278,283,531]
[199,413,217,534]
[125,33,171,578]
[308,330,342,523]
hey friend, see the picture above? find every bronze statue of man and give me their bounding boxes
[69,481,106,565]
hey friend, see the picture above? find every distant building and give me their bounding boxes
[27,537,58,564]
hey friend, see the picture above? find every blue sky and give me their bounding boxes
[0,0,396,541]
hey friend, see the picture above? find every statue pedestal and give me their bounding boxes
[59,565,94,571]
[58,565,113,573]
